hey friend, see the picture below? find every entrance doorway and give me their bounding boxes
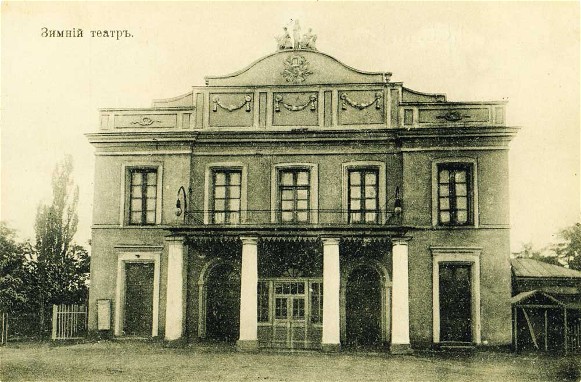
[124,262,154,336]
[439,263,472,343]
[206,263,240,342]
[272,281,308,348]
[346,266,382,347]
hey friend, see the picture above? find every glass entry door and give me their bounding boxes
[272,282,307,348]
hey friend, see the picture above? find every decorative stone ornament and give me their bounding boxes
[281,54,313,84]
[212,95,252,112]
[340,92,383,110]
[275,21,317,51]
[436,110,471,122]
[274,94,317,112]
[130,116,161,126]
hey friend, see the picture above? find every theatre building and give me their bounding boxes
[87,31,518,352]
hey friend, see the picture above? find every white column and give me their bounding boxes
[165,236,186,341]
[237,236,258,350]
[322,237,341,351]
[391,238,412,353]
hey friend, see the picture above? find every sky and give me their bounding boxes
[1,2,579,252]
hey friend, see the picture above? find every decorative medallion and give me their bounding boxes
[282,54,313,84]
[436,110,471,122]
[130,116,161,126]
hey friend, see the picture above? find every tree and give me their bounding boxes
[0,222,33,313]
[32,155,89,333]
[554,222,581,270]
[513,241,561,266]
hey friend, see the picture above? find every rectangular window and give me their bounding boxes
[129,169,157,225]
[348,169,379,224]
[212,170,241,224]
[279,169,310,223]
[310,282,323,324]
[438,164,472,225]
[257,281,270,323]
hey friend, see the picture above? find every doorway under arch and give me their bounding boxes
[205,262,240,342]
[346,265,383,348]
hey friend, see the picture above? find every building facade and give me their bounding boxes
[87,33,517,352]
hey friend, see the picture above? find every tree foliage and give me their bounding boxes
[513,241,561,266]
[31,155,89,330]
[0,222,33,312]
[553,222,581,270]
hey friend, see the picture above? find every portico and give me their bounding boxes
[164,229,410,352]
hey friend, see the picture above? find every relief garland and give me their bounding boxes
[340,92,383,110]
[212,95,253,112]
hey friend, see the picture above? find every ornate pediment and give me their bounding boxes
[205,50,390,87]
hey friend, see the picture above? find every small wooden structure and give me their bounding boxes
[511,259,581,354]
[511,289,581,354]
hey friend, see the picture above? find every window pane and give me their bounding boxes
[350,200,361,210]
[297,282,305,294]
[351,212,361,223]
[146,211,155,224]
[457,197,467,210]
[297,212,308,222]
[365,173,377,185]
[349,171,361,186]
[439,197,450,210]
[214,186,226,198]
[297,200,308,210]
[229,199,240,211]
[146,185,157,198]
[230,186,241,199]
[275,298,287,319]
[297,189,308,200]
[146,172,157,185]
[131,199,142,211]
[281,212,293,222]
[439,184,449,197]
[457,211,468,224]
[215,172,226,185]
[455,170,466,183]
[281,201,293,211]
[130,212,142,223]
[365,186,377,198]
[131,172,142,185]
[146,198,156,210]
[440,212,450,224]
[293,299,305,319]
[439,169,449,182]
[365,199,377,210]
[214,212,225,224]
[350,187,361,199]
[281,172,294,185]
[456,184,467,196]
[297,171,309,185]
[131,185,142,197]
[214,199,225,210]
[230,172,241,185]
[281,190,294,200]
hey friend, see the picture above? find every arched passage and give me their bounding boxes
[202,261,240,342]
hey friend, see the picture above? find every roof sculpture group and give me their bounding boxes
[276,20,317,51]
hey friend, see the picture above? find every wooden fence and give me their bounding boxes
[1,312,7,345]
[51,304,88,340]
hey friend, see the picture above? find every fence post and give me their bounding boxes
[51,305,57,340]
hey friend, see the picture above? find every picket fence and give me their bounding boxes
[51,304,87,340]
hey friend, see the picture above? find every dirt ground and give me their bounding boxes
[1,341,580,382]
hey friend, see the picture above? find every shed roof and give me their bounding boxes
[511,258,581,279]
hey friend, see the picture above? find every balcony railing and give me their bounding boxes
[180,208,402,227]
